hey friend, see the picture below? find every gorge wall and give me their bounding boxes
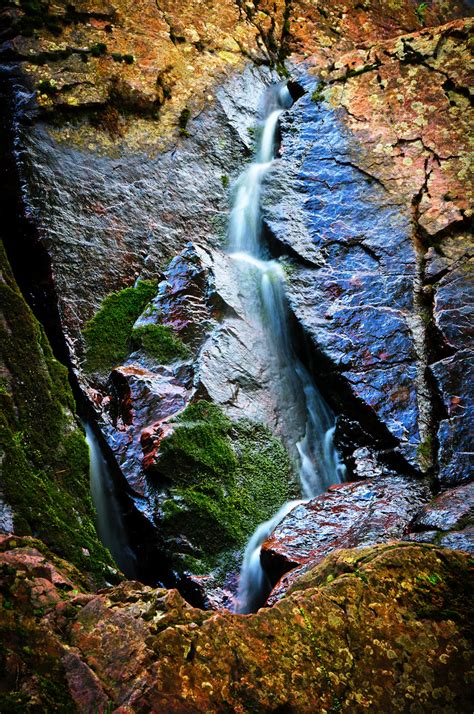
[0,0,473,709]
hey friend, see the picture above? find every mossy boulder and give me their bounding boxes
[0,538,472,712]
[153,401,297,578]
[130,323,191,363]
[0,242,113,587]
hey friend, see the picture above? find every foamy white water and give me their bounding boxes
[231,83,345,613]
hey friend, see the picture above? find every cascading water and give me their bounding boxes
[231,83,345,614]
[85,423,137,579]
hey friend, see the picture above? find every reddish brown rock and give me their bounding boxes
[261,476,431,603]
[1,536,473,712]
[287,0,467,67]
[414,481,474,532]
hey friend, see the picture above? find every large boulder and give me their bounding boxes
[261,475,431,603]
[0,535,472,712]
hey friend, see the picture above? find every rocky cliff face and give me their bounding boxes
[0,0,473,699]
[263,17,473,478]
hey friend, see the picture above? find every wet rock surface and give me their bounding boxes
[408,527,474,554]
[1,535,473,713]
[80,242,302,587]
[406,481,474,554]
[414,481,474,532]
[261,475,431,603]
[262,478,474,606]
[0,0,472,608]
[263,17,473,477]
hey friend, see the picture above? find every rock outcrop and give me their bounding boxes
[263,17,473,478]
[1,535,473,712]
[261,475,431,603]
[407,481,474,554]
[261,477,474,604]
[0,0,472,606]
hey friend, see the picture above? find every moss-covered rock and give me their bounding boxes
[0,242,113,586]
[130,323,191,363]
[154,401,296,578]
[82,279,157,373]
[0,538,472,712]
[83,280,191,374]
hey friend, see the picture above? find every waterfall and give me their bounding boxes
[85,423,137,579]
[231,83,345,614]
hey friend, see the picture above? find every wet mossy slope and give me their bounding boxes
[155,401,297,578]
[0,242,113,586]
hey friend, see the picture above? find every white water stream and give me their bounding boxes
[85,423,137,579]
[231,84,345,613]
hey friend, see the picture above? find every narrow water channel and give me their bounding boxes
[231,84,345,613]
[84,423,137,579]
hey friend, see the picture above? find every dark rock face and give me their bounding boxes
[431,348,473,486]
[1,535,473,713]
[261,475,431,603]
[263,81,423,468]
[18,63,273,345]
[263,18,473,481]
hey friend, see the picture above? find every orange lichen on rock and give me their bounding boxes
[315,18,473,235]
[1,536,473,712]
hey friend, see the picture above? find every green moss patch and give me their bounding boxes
[131,324,191,363]
[311,81,325,103]
[0,242,113,586]
[83,280,157,373]
[155,401,296,578]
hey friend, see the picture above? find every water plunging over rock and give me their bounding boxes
[85,423,137,579]
[231,85,345,613]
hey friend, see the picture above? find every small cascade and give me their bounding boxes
[231,83,345,614]
[85,423,137,579]
[237,500,305,614]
